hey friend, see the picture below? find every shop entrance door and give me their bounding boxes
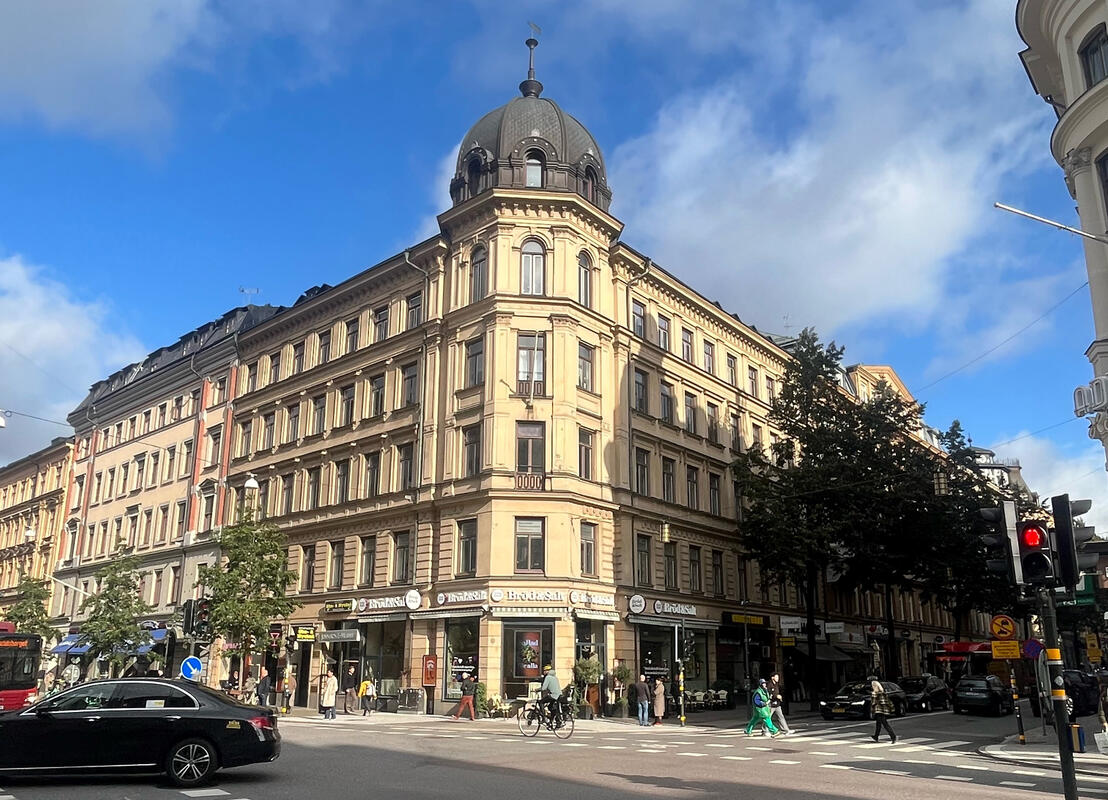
[294,643,311,707]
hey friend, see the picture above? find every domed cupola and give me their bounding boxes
[450,38,611,212]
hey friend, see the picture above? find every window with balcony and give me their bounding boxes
[514,518,544,573]
[457,519,477,576]
[516,333,546,396]
[636,533,652,586]
[516,422,545,490]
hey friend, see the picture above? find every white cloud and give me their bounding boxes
[412,144,462,243]
[0,255,146,466]
[992,431,1108,532]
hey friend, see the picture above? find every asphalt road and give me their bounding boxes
[0,706,1100,800]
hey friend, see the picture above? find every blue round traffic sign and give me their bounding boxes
[180,656,204,681]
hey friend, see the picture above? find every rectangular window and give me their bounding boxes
[245,363,258,394]
[269,352,281,384]
[157,403,166,427]
[312,395,326,434]
[578,427,594,480]
[577,342,595,392]
[470,250,487,301]
[712,549,725,596]
[149,453,159,487]
[1082,26,1108,88]
[406,292,423,329]
[748,366,758,397]
[157,504,169,543]
[340,384,356,426]
[365,452,381,497]
[631,300,645,337]
[401,363,418,406]
[302,545,316,592]
[662,457,675,503]
[516,333,546,395]
[287,403,300,441]
[684,393,697,434]
[657,315,670,351]
[292,342,304,374]
[257,478,269,519]
[307,467,321,509]
[633,368,648,412]
[580,522,596,577]
[465,337,485,387]
[451,423,477,479]
[238,421,252,456]
[681,328,694,362]
[634,448,650,495]
[335,459,350,504]
[318,330,331,365]
[370,374,385,416]
[703,341,715,373]
[360,536,376,587]
[664,541,678,589]
[707,403,719,443]
[374,306,389,342]
[457,519,477,576]
[174,500,186,540]
[165,448,175,482]
[709,473,721,515]
[206,428,221,465]
[142,410,152,433]
[766,376,776,403]
[393,531,411,584]
[727,354,737,386]
[141,509,153,546]
[263,412,275,449]
[345,318,359,354]
[516,422,545,475]
[521,244,544,295]
[686,466,699,509]
[578,257,592,308]
[635,533,652,586]
[401,438,414,489]
[689,545,702,593]
[731,414,742,451]
[329,540,344,589]
[282,473,294,515]
[660,382,674,424]
[514,518,545,573]
[752,423,763,449]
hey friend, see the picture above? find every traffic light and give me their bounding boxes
[681,633,696,662]
[1017,520,1054,585]
[979,500,1023,585]
[193,597,212,640]
[285,634,297,652]
[181,598,196,636]
[1052,494,1096,589]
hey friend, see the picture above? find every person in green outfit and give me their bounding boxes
[745,678,781,736]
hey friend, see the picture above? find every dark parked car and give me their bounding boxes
[952,674,1014,716]
[0,678,279,787]
[820,680,906,720]
[1063,670,1101,718]
[898,675,950,712]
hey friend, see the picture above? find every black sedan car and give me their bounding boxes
[898,675,951,712]
[952,674,1014,715]
[820,680,907,720]
[0,678,279,787]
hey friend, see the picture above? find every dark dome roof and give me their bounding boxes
[449,40,611,212]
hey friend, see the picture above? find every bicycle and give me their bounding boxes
[517,689,576,739]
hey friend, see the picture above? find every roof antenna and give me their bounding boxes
[239,286,261,304]
[521,23,543,98]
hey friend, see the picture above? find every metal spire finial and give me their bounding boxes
[520,23,543,98]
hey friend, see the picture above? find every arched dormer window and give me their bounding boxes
[1081,25,1108,90]
[470,246,488,302]
[521,240,545,296]
[467,159,482,198]
[577,251,592,309]
[525,150,544,188]
[583,166,598,204]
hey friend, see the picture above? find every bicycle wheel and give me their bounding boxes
[518,707,540,737]
[552,709,575,739]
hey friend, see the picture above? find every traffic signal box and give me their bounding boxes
[180,598,196,636]
[193,597,212,640]
[1018,521,1054,585]
[980,500,1023,585]
[1052,494,1096,591]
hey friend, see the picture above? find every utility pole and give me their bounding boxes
[1038,586,1079,800]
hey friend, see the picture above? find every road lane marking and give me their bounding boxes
[769,760,800,765]
[930,740,971,749]
[852,742,891,749]
[746,746,772,751]
[562,743,588,747]
[876,769,911,776]
[809,751,839,756]
[721,756,752,760]
[935,775,973,782]
[820,764,853,770]
[1081,789,1108,795]
[705,744,733,748]
[601,737,626,741]
[1012,770,1047,776]
[182,791,230,798]
[638,748,664,753]
[852,755,881,761]
[1084,777,1108,783]
[904,759,936,765]
[465,735,488,740]
[1000,782,1037,787]
[598,745,625,749]
[677,752,708,757]
[954,764,990,771]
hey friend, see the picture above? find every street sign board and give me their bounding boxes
[1022,639,1045,660]
[180,656,203,681]
[422,654,438,687]
[990,614,1018,640]
[780,636,796,647]
[991,640,1020,659]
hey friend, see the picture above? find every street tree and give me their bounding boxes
[3,575,56,641]
[79,548,153,676]
[196,511,299,670]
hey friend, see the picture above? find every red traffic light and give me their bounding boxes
[1020,525,1045,548]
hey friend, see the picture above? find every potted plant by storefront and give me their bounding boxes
[573,658,602,718]
[475,682,488,718]
[611,662,633,717]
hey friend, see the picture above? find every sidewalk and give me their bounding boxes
[979,706,1108,775]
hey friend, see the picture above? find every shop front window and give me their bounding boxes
[445,619,480,700]
[360,620,406,699]
[502,624,553,702]
[638,625,674,680]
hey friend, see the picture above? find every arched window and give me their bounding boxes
[1081,25,1108,89]
[470,246,488,302]
[467,159,482,198]
[583,166,598,204]
[578,252,592,309]
[525,150,544,188]
[521,240,545,296]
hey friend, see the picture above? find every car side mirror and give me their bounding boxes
[34,705,54,716]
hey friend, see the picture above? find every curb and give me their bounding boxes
[976,742,1108,777]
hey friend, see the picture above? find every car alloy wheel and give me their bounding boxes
[167,738,218,787]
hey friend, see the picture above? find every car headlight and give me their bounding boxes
[851,700,865,705]
[819,701,827,706]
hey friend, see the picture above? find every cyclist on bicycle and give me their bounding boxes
[539,664,561,720]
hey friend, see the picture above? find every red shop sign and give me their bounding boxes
[422,654,438,687]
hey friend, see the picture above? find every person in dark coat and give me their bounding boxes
[256,667,271,706]
[634,675,650,726]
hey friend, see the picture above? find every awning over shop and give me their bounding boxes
[133,628,170,655]
[490,606,569,619]
[834,641,872,653]
[412,607,486,620]
[940,641,992,653]
[574,609,621,622]
[50,634,81,654]
[627,614,721,630]
[793,643,855,662]
[356,612,408,624]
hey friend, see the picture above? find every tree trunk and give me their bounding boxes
[884,585,899,679]
[805,562,820,711]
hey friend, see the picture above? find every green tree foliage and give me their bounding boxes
[79,549,153,674]
[3,575,56,641]
[196,512,299,658]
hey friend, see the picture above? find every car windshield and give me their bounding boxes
[958,678,987,688]
[838,682,873,695]
[899,678,925,691]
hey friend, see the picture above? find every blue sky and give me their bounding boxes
[1,0,1104,525]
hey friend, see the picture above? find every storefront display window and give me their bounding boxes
[638,625,674,679]
[502,623,552,701]
[445,619,480,700]
[684,630,709,692]
[361,620,406,697]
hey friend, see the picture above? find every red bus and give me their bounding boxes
[0,632,42,710]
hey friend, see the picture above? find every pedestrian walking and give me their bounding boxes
[256,667,272,706]
[768,671,792,735]
[744,678,780,736]
[359,675,377,716]
[282,669,295,715]
[652,676,666,725]
[321,668,339,720]
[453,672,478,720]
[634,674,651,726]
[870,679,897,743]
[342,665,359,714]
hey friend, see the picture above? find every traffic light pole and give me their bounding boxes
[1006,661,1026,745]
[1038,586,1079,800]
[678,660,686,727]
